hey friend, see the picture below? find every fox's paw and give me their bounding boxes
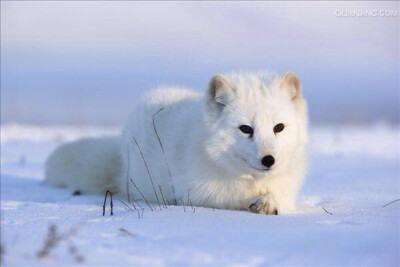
[249,195,279,215]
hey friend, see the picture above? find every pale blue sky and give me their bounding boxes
[1,1,399,125]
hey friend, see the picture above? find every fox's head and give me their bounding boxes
[203,72,308,178]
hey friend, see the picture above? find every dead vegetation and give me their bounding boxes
[103,190,113,216]
[119,199,135,212]
[118,198,144,218]
[37,224,84,263]
[119,228,135,238]
[130,178,154,211]
[132,136,162,210]
[159,185,168,208]
[103,107,198,217]
[126,145,132,203]
[152,108,177,205]
[382,198,400,208]
[322,206,333,215]
[37,224,62,258]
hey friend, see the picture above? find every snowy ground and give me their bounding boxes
[1,124,399,266]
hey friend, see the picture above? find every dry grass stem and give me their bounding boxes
[382,198,400,208]
[130,201,137,210]
[37,225,61,258]
[69,245,84,263]
[322,206,333,215]
[119,228,135,238]
[190,200,194,211]
[152,108,178,205]
[137,209,144,219]
[187,189,195,211]
[159,185,168,209]
[132,198,144,210]
[130,178,154,211]
[118,199,136,212]
[132,136,162,210]
[103,190,113,216]
[37,224,81,261]
[126,145,131,203]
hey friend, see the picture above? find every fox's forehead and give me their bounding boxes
[225,73,294,124]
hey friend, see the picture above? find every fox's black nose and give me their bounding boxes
[261,155,275,168]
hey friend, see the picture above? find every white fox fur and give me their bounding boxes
[45,71,308,215]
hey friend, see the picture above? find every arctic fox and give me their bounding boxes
[45,71,308,215]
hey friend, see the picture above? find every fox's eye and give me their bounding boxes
[273,123,285,133]
[239,125,253,136]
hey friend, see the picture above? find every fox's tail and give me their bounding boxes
[45,136,122,195]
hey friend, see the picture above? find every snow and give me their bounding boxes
[1,124,399,266]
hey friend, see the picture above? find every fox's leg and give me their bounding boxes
[248,173,302,215]
[247,194,279,215]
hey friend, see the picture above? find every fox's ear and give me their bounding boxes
[207,75,234,111]
[280,72,302,101]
